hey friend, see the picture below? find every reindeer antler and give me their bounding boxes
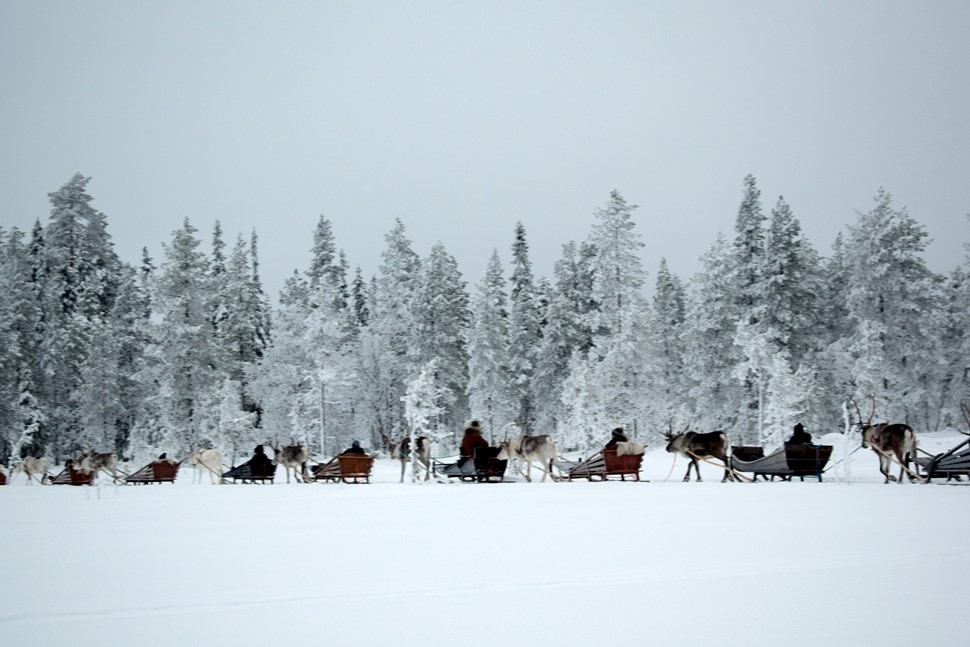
[849,396,871,429]
[959,402,970,437]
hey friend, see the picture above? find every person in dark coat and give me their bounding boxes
[458,420,488,467]
[249,444,274,477]
[605,427,628,449]
[786,423,812,445]
[341,440,366,455]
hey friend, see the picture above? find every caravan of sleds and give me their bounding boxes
[4,399,970,487]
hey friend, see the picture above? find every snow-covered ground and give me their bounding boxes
[2,432,969,646]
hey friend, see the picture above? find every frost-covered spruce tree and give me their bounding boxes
[842,188,945,427]
[734,196,827,442]
[402,359,446,482]
[557,352,602,455]
[214,234,270,414]
[73,263,151,455]
[148,218,223,451]
[587,190,646,339]
[408,242,469,435]
[644,258,688,437]
[356,220,421,441]
[0,228,44,460]
[533,241,595,434]
[681,235,746,436]
[726,175,768,442]
[942,220,970,418]
[40,174,123,459]
[351,266,370,328]
[307,215,349,311]
[466,250,513,436]
[585,191,649,431]
[248,273,316,447]
[761,197,825,367]
[507,223,542,433]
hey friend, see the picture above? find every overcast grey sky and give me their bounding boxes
[2,0,968,299]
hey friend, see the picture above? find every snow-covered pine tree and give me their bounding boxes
[587,190,647,340]
[355,220,421,444]
[351,266,370,328]
[941,219,970,419]
[402,359,447,482]
[466,250,513,437]
[643,258,688,438]
[557,351,602,455]
[148,218,223,452]
[215,234,270,415]
[726,175,768,443]
[681,234,746,436]
[585,190,649,433]
[945,219,970,419]
[408,242,469,434]
[40,174,123,459]
[507,223,542,433]
[0,228,44,460]
[842,188,945,427]
[733,196,827,443]
[248,273,316,448]
[533,242,592,434]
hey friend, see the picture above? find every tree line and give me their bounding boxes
[1,173,967,464]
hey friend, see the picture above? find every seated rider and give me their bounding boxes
[341,440,367,456]
[459,420,488,467]
[605,427,628,449]
[249,444,274,477]
[786,423,812,446]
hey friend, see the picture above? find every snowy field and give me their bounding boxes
[2,432,969,647]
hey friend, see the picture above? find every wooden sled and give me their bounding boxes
[915,438,970,482]
[434,447,508,482]
[222,460,276,484]
[125,459,181,485]
[50,462,95,486]
[313,454,377,483]
[730,444,833,481]
[564,447,643,481]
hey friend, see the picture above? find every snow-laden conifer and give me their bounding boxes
[507,223,541,433]
[408,242,469,433]
[466,250,513,435]
[843,188,944,425]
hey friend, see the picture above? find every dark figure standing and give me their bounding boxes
[786,423,812,446]
[605,427,628,449]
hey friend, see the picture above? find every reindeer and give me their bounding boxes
[390,436,431,483]
[76,451,119,481]
[497,433,557,482]
[663,426,734,482]
[852,397,918,484]
[272,444,310,483]
[11,456,49,484]
[189,447,223,484]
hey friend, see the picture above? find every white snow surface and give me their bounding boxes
[3,432,969,646]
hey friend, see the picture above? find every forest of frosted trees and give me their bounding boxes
[1,173,968,465]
